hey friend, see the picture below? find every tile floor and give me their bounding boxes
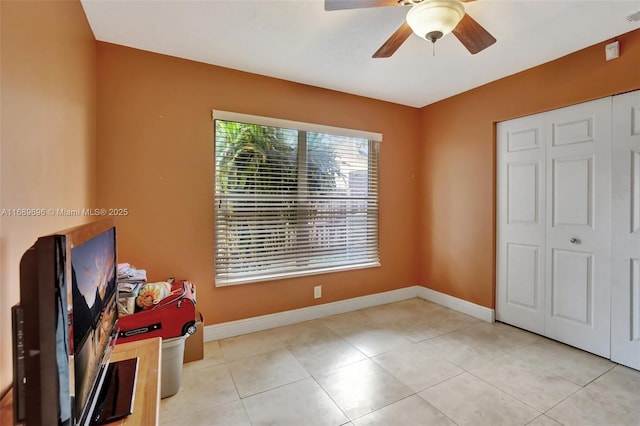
[160,298,640,426]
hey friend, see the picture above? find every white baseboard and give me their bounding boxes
[203,286,420,342]
[418,287,495,323]
[203,285,495,342]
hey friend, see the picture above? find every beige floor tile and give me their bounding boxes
[509,339,615,386]
[160,400,250,426]
[419,330,507,370]
[183,340,226,371]
[469,354,581,411]
[385,309,479,343]
[459,321,541,350]
[417,307,484,333]
[546,387,639,426]
[419,372,539,426]
[242,378,348,426]
[158,299,640,426]
[320,310,375,336]
[160,363,239,422]
[226,349,310,397]
[314,358,413,420]
[359,298,444,325]
[203,339,225,356]
[341,327,413,357]
[526,414,563,426]
[373,343,464,391]
[274,319,338,346]
[289,336,367,374]
[352,395,455,426]
[219,328,284,360]
[587,365,640,412]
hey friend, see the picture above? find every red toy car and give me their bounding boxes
[116,279,196,344]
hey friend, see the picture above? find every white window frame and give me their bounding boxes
[213,110,382,286]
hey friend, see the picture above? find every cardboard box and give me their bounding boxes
[183,311,204,363]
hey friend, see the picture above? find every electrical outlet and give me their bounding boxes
[314,285,322,299]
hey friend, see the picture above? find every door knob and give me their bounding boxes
[569,237,580,244]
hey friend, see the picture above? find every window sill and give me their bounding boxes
[215,261,381,287]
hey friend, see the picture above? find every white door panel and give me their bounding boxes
[631,259,640,341]
[552,116,595,146]
[612,90,640,369]
[552,156,593,227]
[633,151,640,233]
[498,97,612,359]
[507,162,539,225]
[507,127,541,152]
[544,97,611,358]
[506,243,540,310]
[550,249,592,325]
[497,117,546,335]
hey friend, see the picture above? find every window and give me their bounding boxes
[213,111,381,285]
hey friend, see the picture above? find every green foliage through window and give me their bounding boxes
[214,116,380,285]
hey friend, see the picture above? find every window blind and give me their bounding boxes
[213,111,381,285]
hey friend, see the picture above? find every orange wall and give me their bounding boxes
[0,0,96,394]
[95,42,421,326]
[418,28,640,308]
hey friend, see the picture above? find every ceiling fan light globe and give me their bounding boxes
[406,0,465,41]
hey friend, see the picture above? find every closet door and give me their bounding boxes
[611,90,640,369]
[498,98,612,359]
[544,98,612,358]
[497,115,546,334]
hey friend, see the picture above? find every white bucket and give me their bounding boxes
[161,335,188,398]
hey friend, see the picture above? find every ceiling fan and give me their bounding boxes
[325,0,496,58]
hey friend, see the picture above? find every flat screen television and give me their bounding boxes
[11,219,123,425]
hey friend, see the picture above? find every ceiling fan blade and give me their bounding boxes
[373,22,413,58]
[325,0,399,11]
[452,13,496,54]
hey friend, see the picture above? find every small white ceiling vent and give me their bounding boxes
[627,10,640,22]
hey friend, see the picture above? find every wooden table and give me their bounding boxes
[0,337,161,426]
[105,337,162,425]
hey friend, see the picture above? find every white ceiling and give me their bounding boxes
[81,0,640,108]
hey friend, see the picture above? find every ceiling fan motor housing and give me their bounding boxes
[406,0,465,41]
[426,30,444,42]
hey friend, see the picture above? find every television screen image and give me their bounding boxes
[69,227,117,423]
